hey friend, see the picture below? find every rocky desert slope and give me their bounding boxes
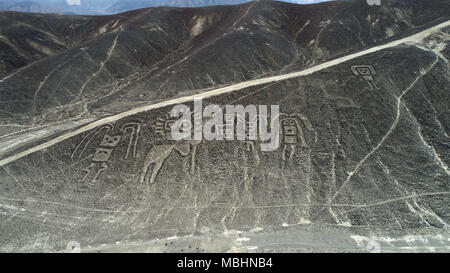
[0,0,449,252]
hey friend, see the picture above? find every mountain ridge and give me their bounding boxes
[1,0,449,131]
[0,0,449,252]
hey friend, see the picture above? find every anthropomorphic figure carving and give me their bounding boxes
[280,113,314,167]
[121,122,142,159]
[75,121,142,187]
[76,124,118,186]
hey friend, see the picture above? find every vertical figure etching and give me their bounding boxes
[121,122,142,159]
[224,112,261,164]
[280,113,314,167]
[75,123,121,186]
[74,120,143,187]
[190,141,201,175]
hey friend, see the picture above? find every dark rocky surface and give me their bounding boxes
[0,1,320,15]
[0,0,449,252]
[1,0,449,134]
[0,11,117,77]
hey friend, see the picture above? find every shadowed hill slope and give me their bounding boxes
[0,0,449,134]
[0,0,449,252]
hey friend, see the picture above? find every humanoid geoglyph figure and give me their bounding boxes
[280,113,314,167]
